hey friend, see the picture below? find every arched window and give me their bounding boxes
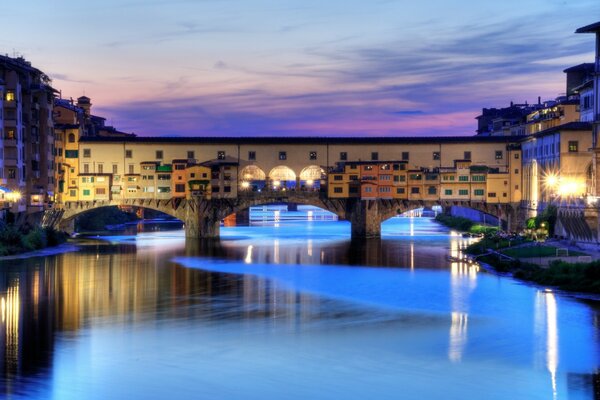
[299,165,324,189]
[68,133,76,143]
[268,166,296,190]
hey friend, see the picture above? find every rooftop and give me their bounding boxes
[576,21,600,33]
[79,135,526,145]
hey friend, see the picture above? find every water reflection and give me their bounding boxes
[0,218,599,399]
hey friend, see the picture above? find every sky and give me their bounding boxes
[1,0,599,137]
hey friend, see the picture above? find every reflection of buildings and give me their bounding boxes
[448,236,478,362]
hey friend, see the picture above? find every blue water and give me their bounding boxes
[0,218,599,399]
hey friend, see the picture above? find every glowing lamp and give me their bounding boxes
[241,181,250,189]
[306,179,314,186]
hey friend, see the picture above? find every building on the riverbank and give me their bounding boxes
[0,55,55,218]
[521,121,593,216]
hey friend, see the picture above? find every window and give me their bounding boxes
[402,152,409,161]
[158,187,171,193]
[279,151,287,160]
[65,150,78,158]
[68,133,76,143]
[157,174,171,180]
[156,150,163,159]
[409,174,422,180]
[217,151,226,160]
[365,187,372,193]
[95,188,106,195]
[334,187,343,193]
[427,186,437,195]
[7,168,16,179]
[224,186,232,193]
[187,151,195,159]
[568,141,578,152]
[503,192,507,197]
[410,187,420,194]
[349,187,359,194]
[398,175,406,182]
[83,189,91,196]
[309,151,317,160]
[425,174,438,181]
[396,188,405,194]
[433,151,440,160]
[248,151,256,160]
[334,175,343,181]
[340,152,347,161]
[175,184,186,193]
[6,129,16,140]
[472,175,485,182]
[514,169,519,174]
[5,90,15,101]
[129,165,134,174]
[98,164,103,174]
[371,152,379,161]
[83,164,90,174]
[474,189,484,196]
[175,164,185,170]
[464,151,471,160]
[458,175,468,182]
[69,189,76,197]
[459,189,469,196]
[495,150,503,160]
[125,150,132,158]
[444,189,452,195]
[113,164,118,174]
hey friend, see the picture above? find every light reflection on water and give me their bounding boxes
[0,217,598,399]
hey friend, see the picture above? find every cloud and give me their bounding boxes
[95,9,599,137]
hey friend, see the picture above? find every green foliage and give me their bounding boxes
[434,214,474,232]
[0,225,67,256]
[526,218,536,229]
[534,205,557,235]
[515,260,600,294]
[23,228,47,251]
[75,206,139,231]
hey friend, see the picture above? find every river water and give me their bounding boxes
[0,218,599,399]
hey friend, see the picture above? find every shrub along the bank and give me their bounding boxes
[435,214,474,231]
[0,225,68,256]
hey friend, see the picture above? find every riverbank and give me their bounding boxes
[0,224,69,256]
[434,214,600,295]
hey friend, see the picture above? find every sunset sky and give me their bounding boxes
[2,0,599,137]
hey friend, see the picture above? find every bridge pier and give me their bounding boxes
[349,200,382,239]
[184,204,221,239]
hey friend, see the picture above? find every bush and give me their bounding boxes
[23,227,48,251]
[434,214,474,231]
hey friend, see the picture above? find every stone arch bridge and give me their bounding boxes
[42,192,524,239]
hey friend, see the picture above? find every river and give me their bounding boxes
[0,217,599,399]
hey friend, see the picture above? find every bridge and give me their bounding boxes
[42,191,524,239]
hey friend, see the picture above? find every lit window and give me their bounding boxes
[433,151,440,160]
[495,151,503,159]
[568,141,578,152]
[217,151,226,160]
[5,90,15,102]
[279,151,287,160]
[309,151,317,160]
